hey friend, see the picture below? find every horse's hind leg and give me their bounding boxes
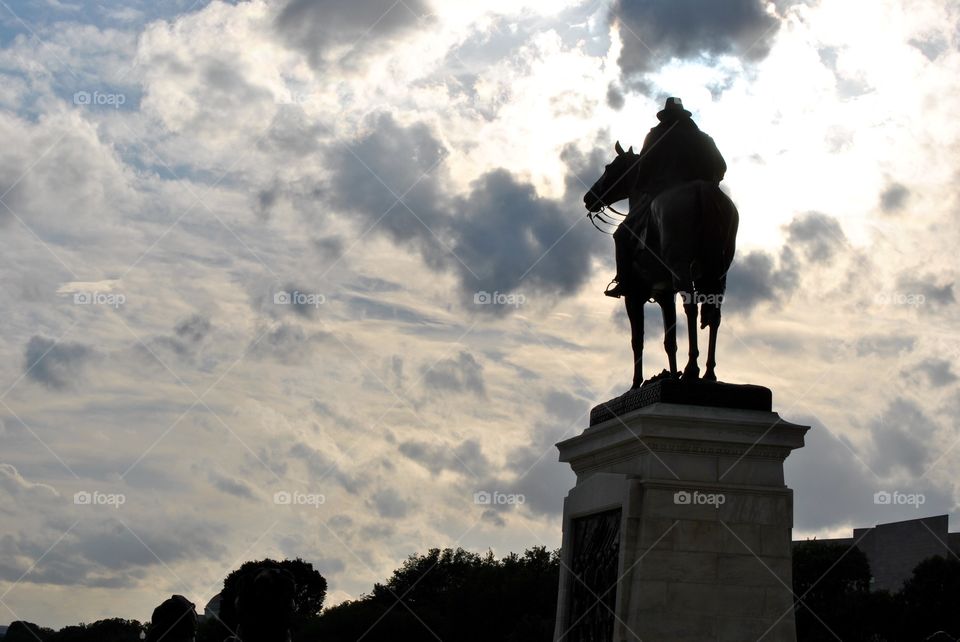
[682,302,700,380]
[654,291,678,377]
[702,302,721,381]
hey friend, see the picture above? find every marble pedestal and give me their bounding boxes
[553,396,809,642]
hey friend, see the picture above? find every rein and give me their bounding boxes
[587,203,629,234]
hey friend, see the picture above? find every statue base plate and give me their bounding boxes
[590,380,771,426]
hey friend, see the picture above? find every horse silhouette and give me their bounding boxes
[585,141,738,387]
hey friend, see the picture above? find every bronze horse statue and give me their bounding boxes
[584,141,739,388]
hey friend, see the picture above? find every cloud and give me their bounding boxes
[398,437,491,478]
[787,418,883,530]
[323,112,448,248]
[869,398,939,476]
[912,358,958,387]
[0,464,59,500]
[249,323,330,363]
[895,273,955,307]
[611,0,781,81]
[451,169,600,303]
[421,351,486,396]
[368,487,413,519]
[606,83,625,110]
[724,212,850,315]
[344,294,442,326]
[288,440,366,495]
[208,470,256,499]
[0,518,227,589]
[174,315,212,343]
[854,334,916,357]
[880,182,910,212]
[23,336,95,390]
[724,250,790,313]
[325,113,605,307]
[274,0,431,70]
[783,212,847,263]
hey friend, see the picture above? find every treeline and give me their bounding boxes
[5,542,960,641]
[300,547,559,642]
[2,619,143,642]
[793,541,960,641]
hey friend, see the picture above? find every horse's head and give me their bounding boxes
[584,140,637,212]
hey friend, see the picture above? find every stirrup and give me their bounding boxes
[604,280,623,298]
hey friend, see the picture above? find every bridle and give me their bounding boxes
[588,199,629,234]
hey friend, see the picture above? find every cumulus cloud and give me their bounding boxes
[273,0,431,70]
[208,470,257,499]
[895,273,955,307]
[23,336,95,390]
[724,211,850,314]
[869,398,940,476]
[288,440,366,495]
[249,323,331,363]
[174,314,213,343]
[880,183,910,213]
[611,0,782,82]
[325,113,605,308]
[398,437,491,478]
[724,250,796,313]
[783,212,847,263]
[421,351,486,396]
[911,358,958,387]
[368,486,414,519]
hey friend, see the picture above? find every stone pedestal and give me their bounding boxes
[553,388,809,642]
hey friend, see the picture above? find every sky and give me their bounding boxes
[1,0,959,629]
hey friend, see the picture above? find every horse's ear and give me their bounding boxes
[615,140,625,156]
[628,146,634,154]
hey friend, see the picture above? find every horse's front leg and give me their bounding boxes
[654,291,678,377]
[682,301,700,380]
[625,295,645,389]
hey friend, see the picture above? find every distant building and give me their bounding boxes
[795,514,960,592]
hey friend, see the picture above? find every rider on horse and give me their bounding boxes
[605,97,727,298]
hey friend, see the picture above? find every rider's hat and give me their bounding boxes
[657,97,692,120]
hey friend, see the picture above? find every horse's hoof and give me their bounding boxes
[681,368,700,381]
[703,371,717,382]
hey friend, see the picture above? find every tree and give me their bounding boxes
[792,540,886,641]
[209,557,327,640]
[304,546,559,642]
[46,618,144,642]
[4,621,55,641]
[898,555,960,640]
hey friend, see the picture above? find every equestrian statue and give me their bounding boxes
[584,97,739,389]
